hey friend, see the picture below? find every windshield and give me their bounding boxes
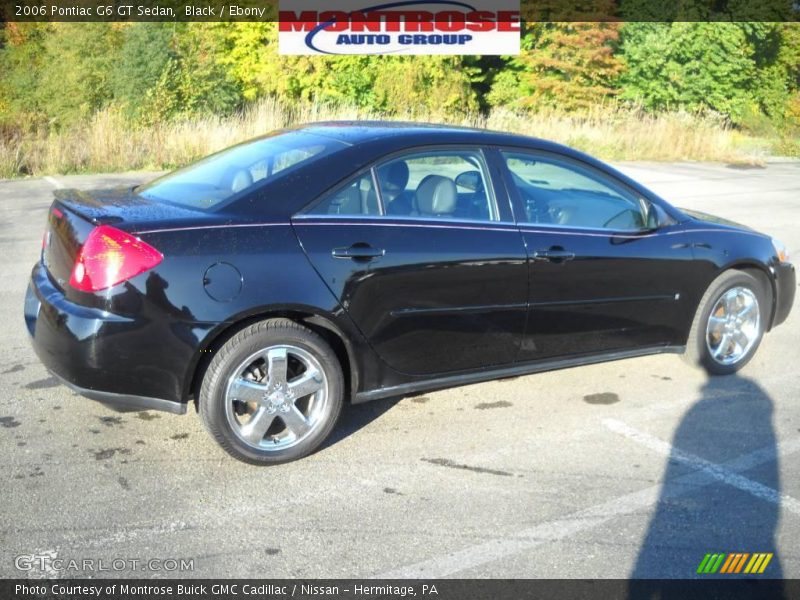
[137,131,346,209]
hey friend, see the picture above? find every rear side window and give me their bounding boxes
[377,151,497,222]
[309,172,380,216]
[307,149,497,222]
[137,131,346,210]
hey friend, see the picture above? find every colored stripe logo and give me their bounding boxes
[697,552,773,574]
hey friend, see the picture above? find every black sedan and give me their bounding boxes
[25,122,795,464]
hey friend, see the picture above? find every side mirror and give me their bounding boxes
[646,202,672,229]
[455,170,481,192]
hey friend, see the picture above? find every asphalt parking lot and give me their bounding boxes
[1,161,799,579]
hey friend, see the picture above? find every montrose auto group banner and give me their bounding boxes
[276,0,521,55]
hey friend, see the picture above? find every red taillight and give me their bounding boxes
[69,225,163,292]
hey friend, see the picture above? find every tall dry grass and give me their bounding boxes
[0,98,771,179]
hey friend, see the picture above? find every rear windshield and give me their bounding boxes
[137,131,346,209]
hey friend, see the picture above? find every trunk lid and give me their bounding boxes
[42,187,209,290]
[52,186,208,225]
[42,201,94,291]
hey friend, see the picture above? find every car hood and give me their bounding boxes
[679,207,755,232]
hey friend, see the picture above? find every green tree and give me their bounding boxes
[619,22,795,124]
[170,23,242,117]
[112,23,177,118]
[371,56,480,115]
[214,23,478,115]
[0,23,51,129]
[113,23,241,124]
[488,22,624,111]
[35,23,121,127]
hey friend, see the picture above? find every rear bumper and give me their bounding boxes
[772,261,795,328]
[48,370,188,415]
[25,263,190,415]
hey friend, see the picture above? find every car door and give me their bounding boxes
[291,147,528,376]
[496,148,697,361]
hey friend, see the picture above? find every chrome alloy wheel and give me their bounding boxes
[225,345,329,451]
[705,286,761,366]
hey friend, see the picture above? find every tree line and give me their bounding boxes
[1,22,798,136]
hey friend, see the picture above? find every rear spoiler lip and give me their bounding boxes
[51,186,223,231]
[52,189,125,226]
[53,198,123,226]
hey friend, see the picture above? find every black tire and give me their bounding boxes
[683,270,768,375]
[199,318,343,465]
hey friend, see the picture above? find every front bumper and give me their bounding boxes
[772,261,795,329]
[25,263,188,415]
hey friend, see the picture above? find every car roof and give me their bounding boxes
[290,120,555,148]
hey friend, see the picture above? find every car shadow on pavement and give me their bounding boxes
[629,373,784,598]
[320,396,403,451]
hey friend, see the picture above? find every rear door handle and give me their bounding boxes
[532,249,576,263]
[331,244,385,260]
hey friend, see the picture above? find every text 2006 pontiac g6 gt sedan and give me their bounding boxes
[25,122,795,464]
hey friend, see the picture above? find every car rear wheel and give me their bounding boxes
[199,318,343,464]
[684,270,767,375]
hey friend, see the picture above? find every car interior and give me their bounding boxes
[310,151,662,231]
[378,156,493,221]
[311,152,496,221]
[319,173,380,216]
[504,155,650,230]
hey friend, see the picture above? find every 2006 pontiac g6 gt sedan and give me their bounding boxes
[25,122,796,464]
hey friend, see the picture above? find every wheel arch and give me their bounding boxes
[184,306,359,410]
[720,261,776,330]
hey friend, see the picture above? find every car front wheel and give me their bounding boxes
[199,318,344,464]
[684,270,768,375]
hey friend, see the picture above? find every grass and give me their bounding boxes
[0,98,777,179]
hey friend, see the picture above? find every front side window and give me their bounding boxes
[502,151,647,230]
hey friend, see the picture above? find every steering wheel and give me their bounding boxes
[521,188,551,224]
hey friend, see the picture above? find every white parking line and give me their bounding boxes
[43,176,64,189]
[377,423,800,578]
[603,418,800,516]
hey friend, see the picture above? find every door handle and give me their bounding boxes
[532,249,576,263]
[331,243,385,260]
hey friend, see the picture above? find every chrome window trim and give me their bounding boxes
[291,215,520,234]
[292,213,517,228]
[517,221,654,234]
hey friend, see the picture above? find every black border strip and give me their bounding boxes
[1,0,798,23]
[3,578,797,600]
